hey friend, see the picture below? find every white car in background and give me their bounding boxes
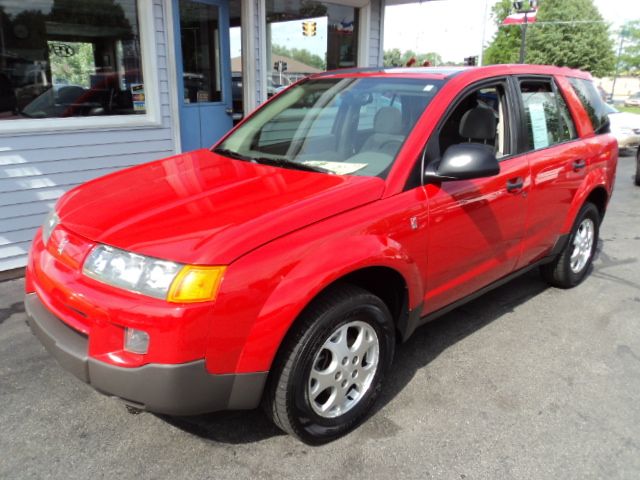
[624,92,640,107]
[606,104,640,151]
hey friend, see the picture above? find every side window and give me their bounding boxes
[518,79,576,152]
[569,78,609,134]
[357,92,402,132]
[438,84,509,159]
[556,88,578,142]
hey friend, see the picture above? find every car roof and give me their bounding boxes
[311,64,592,81]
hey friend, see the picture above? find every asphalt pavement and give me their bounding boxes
[1,153,639,480]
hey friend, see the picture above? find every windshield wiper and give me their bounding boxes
[251,157,332,174]
[212,148,331,174]
[211,147,255,162]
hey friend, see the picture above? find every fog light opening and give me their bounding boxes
[124,328,150,354]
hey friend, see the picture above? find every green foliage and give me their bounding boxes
[527,0,615,77]
[383,49,442,67]
[272,44,326,70]
[618,105,640,114]
[619,20,640,76]
[483,0,616,77]
[483,0,521,65]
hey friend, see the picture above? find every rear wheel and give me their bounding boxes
[540,202,600,288]
[264,284,395,444]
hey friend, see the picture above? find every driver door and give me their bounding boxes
[423,79,531,314]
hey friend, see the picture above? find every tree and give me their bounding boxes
[383,48,402,67]
[483,0,521,65]
[619,21,640,76]
[271,44,326,70]
[484,0,616,77]
[383,49,442,67]
[49,0,131,31]
[526,0,615,77]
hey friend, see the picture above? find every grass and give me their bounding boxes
[617,105,640,115]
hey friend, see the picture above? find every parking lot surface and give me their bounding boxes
[1,154,639,480]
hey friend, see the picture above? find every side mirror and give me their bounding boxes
[425,143,500,182]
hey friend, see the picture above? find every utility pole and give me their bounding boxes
[479,0,489,66]
[610,27,628,102]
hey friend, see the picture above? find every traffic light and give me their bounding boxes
[464,56,478,66]
[274,61,288,72]
[302,21,317,37]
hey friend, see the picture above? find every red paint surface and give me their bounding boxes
[26,66,617,376]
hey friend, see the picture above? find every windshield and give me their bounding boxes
[215,77,444,177]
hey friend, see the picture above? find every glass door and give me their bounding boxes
[173,0,233,151]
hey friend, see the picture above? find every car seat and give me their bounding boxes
[360,106,405,156]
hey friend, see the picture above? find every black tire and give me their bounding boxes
[264,283,395,444]
[635,147,640,186]
[540,202,600,288]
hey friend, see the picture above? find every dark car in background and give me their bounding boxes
[635,147,640,187]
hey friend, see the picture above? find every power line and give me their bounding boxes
[499,20,607,27]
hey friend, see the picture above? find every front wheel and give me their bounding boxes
[264,284,395,444]
[540,202,600,288]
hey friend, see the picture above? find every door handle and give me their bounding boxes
[225,108,234,115]
[506,177,524,192]
[572,159,586,171]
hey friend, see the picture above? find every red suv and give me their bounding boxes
[25,65,617,444]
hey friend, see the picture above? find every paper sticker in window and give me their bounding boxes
[302,161,367,175]
[131,84,145,112]
[529,103,549,150]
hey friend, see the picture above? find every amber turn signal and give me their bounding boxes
[167,265,226,303]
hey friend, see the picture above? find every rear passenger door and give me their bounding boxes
[511,76,586,269]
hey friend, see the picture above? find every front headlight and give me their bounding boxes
[42,210,60,245]
[83,244,226,303]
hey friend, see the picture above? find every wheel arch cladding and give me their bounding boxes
[585,186,608,222]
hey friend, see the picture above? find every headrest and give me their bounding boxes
[459,106,497,140]
[373,107,403,135]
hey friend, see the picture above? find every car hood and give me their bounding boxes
[57,149,385,265]
[608,112,640,130]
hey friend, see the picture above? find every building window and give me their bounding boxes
[0,0,146,121]
[265,0,358,95]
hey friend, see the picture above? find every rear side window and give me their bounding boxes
[517,79,577,152]
[568,78,609,134]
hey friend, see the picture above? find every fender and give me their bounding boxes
[230,233,424,373]
[561,162,611,234]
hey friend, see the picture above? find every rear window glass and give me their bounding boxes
[569,78,609,134]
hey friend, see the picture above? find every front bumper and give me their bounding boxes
[25,293,267,415]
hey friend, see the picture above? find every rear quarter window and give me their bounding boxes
[568,78,609,134]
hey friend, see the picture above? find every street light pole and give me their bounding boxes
[514,0,536,64]
[519,11,529,64]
